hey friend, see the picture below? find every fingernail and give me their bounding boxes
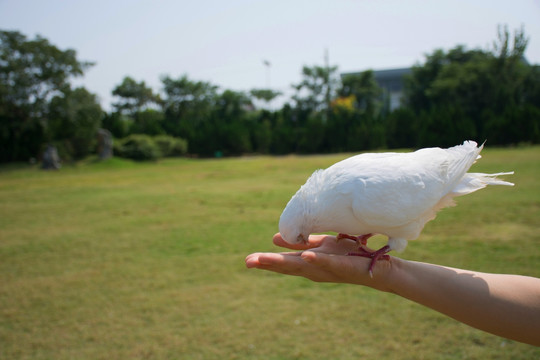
[257,255,272,265]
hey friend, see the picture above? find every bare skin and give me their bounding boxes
[245,233,540,346]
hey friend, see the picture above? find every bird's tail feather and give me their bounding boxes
[452,171,514,196]
[442,141,483,183]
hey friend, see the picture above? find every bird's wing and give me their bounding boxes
[336,142,482,228]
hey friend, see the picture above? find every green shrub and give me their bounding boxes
[116,134,161,161]
[112,140,124,158]
[115,134,188,161]
[154,135,188,157]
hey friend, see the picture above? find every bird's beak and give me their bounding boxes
[297,234,307,244]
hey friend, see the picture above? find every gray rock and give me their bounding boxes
[97,128,113,160]
[42,145,61,170]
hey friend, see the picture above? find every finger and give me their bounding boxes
[245,252,292,268]
[245,252,264,268]
[273,233,306,249]
[245,252,308,276]
[273,233,334,250]
[301,250,370,276]
[300,250,346,268]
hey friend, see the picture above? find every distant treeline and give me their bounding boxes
[1,26,539,162]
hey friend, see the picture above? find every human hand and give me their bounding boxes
[245,233,395,291]
[247,234,540,346]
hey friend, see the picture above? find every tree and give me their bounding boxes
[0,30,93,162]
[292,64,339,115]
[249,88,282,110]
[48,87,103,160]
[338,70,382,117]
[215,90,253,155]
[101,112,132,139]
[161,75,219,155]
[400,25,537,147]
[270,104,296,154]
[131,109,165,136]
[250,110,273,154]
[492,24,528,65]
[112,76,159,116]
[250,89,282,103]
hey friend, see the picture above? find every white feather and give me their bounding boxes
[279,141,514,253]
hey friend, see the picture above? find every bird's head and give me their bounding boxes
[279,169,325,244]
[279,189,311,245]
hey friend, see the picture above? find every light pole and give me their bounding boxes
[263,59,271,88]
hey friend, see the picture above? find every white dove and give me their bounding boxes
[279,141,514,276]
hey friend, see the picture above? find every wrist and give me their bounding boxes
[361,256,404,293]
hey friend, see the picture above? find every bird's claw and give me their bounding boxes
[337,233,373,246]
[348,244,391,277]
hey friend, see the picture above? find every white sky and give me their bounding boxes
[1,0,539,110]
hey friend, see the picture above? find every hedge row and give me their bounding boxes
[114,134,188,161]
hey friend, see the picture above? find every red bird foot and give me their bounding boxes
[348,245,391,278]
[337,233,391,278]
[337,233,373,246]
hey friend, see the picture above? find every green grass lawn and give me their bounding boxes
[1,147,539,359]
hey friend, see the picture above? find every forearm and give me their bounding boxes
[386,258,540,346]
